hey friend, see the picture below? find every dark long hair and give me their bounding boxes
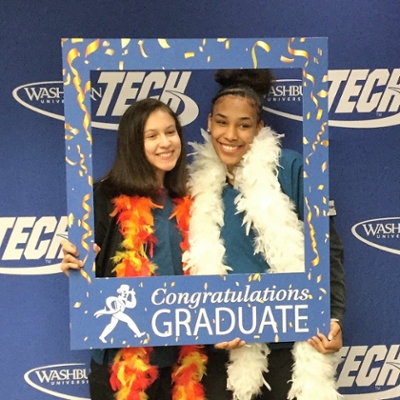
[211,69,275,122]
[101,98,187,198]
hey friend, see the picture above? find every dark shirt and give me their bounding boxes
[91,184,183,367]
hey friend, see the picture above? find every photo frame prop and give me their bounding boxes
[62,37,329,350]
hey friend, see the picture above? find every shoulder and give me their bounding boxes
[93,180,114,216]
[277,148,303,181]
[279,148,303,170]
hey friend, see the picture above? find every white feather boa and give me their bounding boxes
[184,127,341,400]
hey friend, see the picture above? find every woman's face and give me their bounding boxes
[143,109,181,184]
[208,95,263,172]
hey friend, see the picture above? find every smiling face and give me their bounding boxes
[143,109,182,185]
[208,95,263,173]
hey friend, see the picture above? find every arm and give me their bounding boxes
[308,217,346,353]
[60,182,111,275]
[279,150,346,353]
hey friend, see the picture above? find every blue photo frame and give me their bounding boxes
[62,38,330,350]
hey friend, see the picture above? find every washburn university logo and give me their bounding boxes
[265,68,400,129]
[12,71,199,129]
[24,363,89,400]
[351,217,400,255]
[0,216,67,275]
[337,345,400,399]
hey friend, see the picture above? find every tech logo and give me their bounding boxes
[12,71,199,129]
[24,363,89,400]
[264,68,400,129]
[0,216,67,275]
[338,345,400,399]
[351,217,400,256]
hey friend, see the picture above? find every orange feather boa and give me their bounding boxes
[108,194,207,400]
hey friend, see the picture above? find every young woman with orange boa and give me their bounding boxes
[61,98,212,400]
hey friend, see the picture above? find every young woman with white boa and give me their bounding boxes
[184,69,346,400]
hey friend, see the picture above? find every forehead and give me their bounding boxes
[213,95,257,119]
[145,108,175,126]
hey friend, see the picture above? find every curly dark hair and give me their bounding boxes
[212,69,275,121]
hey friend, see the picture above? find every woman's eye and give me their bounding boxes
[216,120,226,125]
[167,130,176,135]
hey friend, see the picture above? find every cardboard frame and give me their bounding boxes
[62,37,330,350]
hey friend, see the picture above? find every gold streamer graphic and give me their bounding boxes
[305,121,328,166]
[287,37,319,111]
[65,122,79,135]
[318,48,323,55]
[66,157,77,166]
[102,41,110,47]
[67,48,92,145]
[287,37,309,66]
[85,39,100,58]
[184,52,195,59]
[225,40,230,50]
[121,38,131,48]
[71,38,83,44]
[61,38,68,46]
[314,205,320,218]
[68,213,74,228]
[321,140,329,147]
[305,197,320,267]
[313,57,319,64]
[217,38,227,42]
[317,274,322,283]
[280,56,294,64]
[105,49,115,56]
[80,193,93,284]
[310,91,318,108]
[84,81,91,94]
[199,46,204,52]
[119,61,124,70]
[64,72,71,86]
[317,90,328,98]
[77,144,88,175]
[202,38,206,46]
[316,109,323,120]
[323,197,327,204]
[74,302,82,308]
[322,161,328,172]
[251,40,271,68]
[318,185,324,190]
[322,74,329,82]
[207,56,211,62]
[138,40,148,58]
[158,38,170,49]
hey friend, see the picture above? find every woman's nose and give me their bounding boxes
[159,133,170,146]
[224,124,237,140]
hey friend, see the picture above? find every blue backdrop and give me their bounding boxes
[1,1,399,399]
